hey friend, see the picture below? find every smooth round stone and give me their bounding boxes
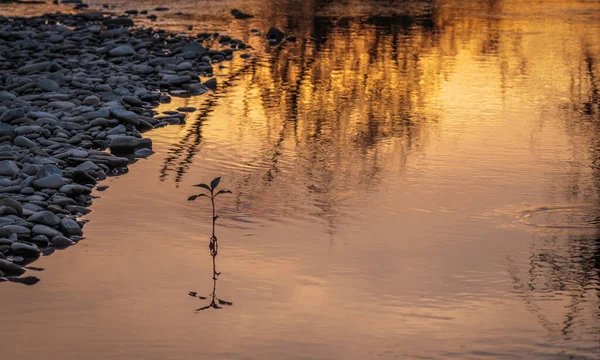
[0,225,31,237]
[0,259,25,276]
[0,91,16,101]
[0,198,23,216]
[11,242,40,257]
[33,174,65,190]
[36,79,60,92]
[111,109,139,126]
[22,164,40,176]
[50,235,74,248]
[59,218,82,236]
[107,124,126,135]
[132,65,153,75]
[109,136,151,152]
[30,234,49,247]
[83,95,101,106]
[48,101,76,110]
[108,45,135,57]
[14,136,37,149]
[32,224,61,238]
[27,211,60,227]
[39,165,62,178]
[59,184,91,197]
[20,187,35,195]
[51,196,75,207]
[75,161,100,172]
[122,96,142,106]
[0,160,19,177]
[0,123,15,138]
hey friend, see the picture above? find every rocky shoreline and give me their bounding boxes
[0,10,251,284]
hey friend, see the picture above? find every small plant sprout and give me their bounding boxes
[187,177,232,256]
[188,177,232,215]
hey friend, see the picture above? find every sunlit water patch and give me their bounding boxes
[2,0,600,359]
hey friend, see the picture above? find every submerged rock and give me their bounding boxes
[266,26,285,44]
[231,9,254,19]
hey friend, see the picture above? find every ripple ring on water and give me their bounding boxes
[518,205,600,229]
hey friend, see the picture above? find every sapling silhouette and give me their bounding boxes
[187,177,233,311]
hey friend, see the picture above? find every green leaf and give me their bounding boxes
[215,189,232,196]
[210,177,221,190]
[193,183,211,191]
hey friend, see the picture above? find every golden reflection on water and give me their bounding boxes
[2,0,600,359]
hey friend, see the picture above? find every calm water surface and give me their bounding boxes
[2,0,600,359]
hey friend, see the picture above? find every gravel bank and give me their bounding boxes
[0,10,250,284]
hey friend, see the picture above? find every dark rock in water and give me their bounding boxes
[109,136,152,152]
[134,148,154,158]
[0,259,25,276]
[125,9,138,15]
[177,107,196,112]
[188,83,210,95]
[266,26,285,44]
[96,185,109,191]
[155,7,169,11]
[204,78,217,91]
[76,11,104,21]
[231,9,254,19]
[167,75,191,85]
[286,35,297,42]
[103,16,134,27]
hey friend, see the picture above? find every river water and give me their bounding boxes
[1,0,600,359]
